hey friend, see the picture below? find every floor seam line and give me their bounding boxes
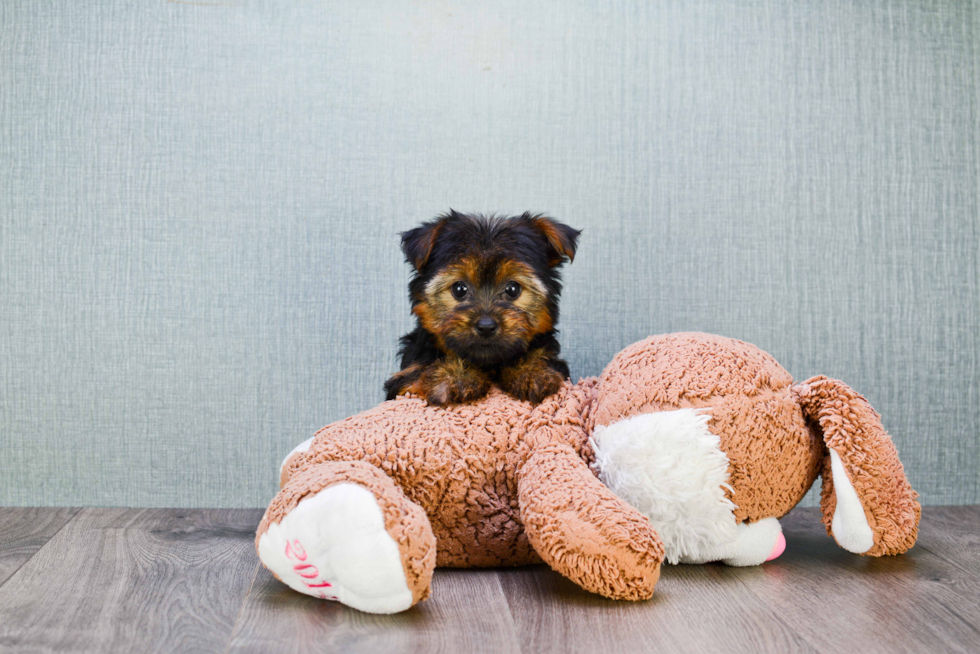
[0,507,83,592]
[493,571,527,654]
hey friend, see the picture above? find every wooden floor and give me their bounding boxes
[0,507,977,653]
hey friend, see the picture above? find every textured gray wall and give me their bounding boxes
[1,1,977,508]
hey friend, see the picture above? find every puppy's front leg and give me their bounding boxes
[498,348,567,404]
[418,355,492,406]
[384,364,425,401]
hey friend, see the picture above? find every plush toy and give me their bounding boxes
[255,332,919,614]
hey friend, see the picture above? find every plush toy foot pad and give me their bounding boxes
[722,517,784,567]
[257,483,416,614]
[675,517,784,566]
[766,531,786,561]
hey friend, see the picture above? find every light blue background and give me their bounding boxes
[1,1,977,507]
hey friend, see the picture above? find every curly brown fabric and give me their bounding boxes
[258,332,920,610]
[256,461,437,604]
[794,376,920,556]
[279,384,597,568]
[592,332,823,522]
[518,443,663,600]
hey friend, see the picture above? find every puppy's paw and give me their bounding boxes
[499,351,566,404]
[501,368,564,404]
[419,357,491,406]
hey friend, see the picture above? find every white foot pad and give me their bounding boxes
[257,483,414,614]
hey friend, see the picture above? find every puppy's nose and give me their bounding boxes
[476,316,498,337]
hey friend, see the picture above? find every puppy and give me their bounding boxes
[384,211,580,406]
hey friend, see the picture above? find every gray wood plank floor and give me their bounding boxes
[0,507,977,653]
[0,508,79,588]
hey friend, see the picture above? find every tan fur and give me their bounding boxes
[499,347,565,403]
[260,332,919,610]
[416,354,492,405]
[405,255,561,406]
[405,221,445,271]
[417,260,552,344]
[496,262,552,334]
[530,215,578,265]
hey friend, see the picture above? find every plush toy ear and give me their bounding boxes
[793,376,920,557]
[527,214,581,267]
[399,213,451,272]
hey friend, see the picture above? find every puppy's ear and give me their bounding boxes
[528,215,581,267]
[400,213,451,271]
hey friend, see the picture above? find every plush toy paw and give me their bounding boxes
[675,517,785,567]
[721,517,785,566]
[257,483,416,614]
[767,531,787,561]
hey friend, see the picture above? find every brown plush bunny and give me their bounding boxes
[256,332,919,614]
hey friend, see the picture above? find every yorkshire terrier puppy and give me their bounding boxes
[384,211,580,406]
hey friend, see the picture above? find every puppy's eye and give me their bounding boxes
[504,281,522,299]
[451,281,468,299]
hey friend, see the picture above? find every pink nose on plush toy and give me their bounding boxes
[766,532,787,561]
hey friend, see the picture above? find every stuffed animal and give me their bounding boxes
[255,332,919,614]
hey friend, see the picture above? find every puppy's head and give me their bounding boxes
[401,211,580,366]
